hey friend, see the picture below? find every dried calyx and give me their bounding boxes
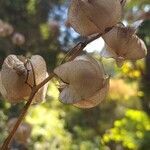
[67,0,122,36]
[101,25,147,67]
[0,55,48,104]
[7,118,32,144]
[54,55,109,109]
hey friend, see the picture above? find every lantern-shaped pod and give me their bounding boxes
[0,55,48,104]
[102,26,147,67]
[54,55,109,108]
[67,0,122,36]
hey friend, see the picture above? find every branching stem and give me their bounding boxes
[1,32,104,150]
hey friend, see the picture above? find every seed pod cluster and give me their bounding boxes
[67,0,122,36]
[0,55,48,104]
[54,55,109,108]
[0,0,148,111]
[7,118,32,144]
[102,26,147,67]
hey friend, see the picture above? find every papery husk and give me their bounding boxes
[102,26,147,67]
[67,0,121,36]
[1,55,29,103]
[23,55,48,104]
[74,77,109,109]
[7,118,32,144]
[32,72,49,104]
[1,55,48,104]
[12,33,25,46]
[54,55,109,106]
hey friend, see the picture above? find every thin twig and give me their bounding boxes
[1,89,36,150]
[61,33,102,63]
[1,60,37,150]
[68,33,102,61]
[60,42,82,64]
[1,33,104,150]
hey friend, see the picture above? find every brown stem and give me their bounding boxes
[1,33,104,150]
[68,33,102,61]
[62,33,102,63]
[1,72,55,150]
[1,89,37,150]
[60,42,82,64]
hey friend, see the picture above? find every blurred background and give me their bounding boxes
[0,0,150,150]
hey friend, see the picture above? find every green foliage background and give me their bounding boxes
[0,0,150,150]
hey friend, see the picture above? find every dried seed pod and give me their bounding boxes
[67,0,122,36]
[102,26,147,67]
[12,33,25,46]
[0,55,48,104]
[29,55,48,103]
[0,22,14,37]
[1,55,29,103]
[74,77,109,108]
[7,118,32,144]
[54,55,109,108]
[28,55,48,104]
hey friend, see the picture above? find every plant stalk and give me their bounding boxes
[1,32,103,150]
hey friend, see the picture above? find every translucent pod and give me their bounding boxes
[67,0,122,36]
[54,55,109,109]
